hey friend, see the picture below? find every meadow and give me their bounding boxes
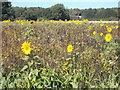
[1,20,120,88]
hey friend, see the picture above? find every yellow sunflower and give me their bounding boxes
[100,33,103,36]
[29,21,34,24]
[106,25,108,28]
[115,25,119,29]
[105,34,112,42]
[21,41,32,55]
[100,23,104,26]
[67,45,74,52]
[107,27,112,32]
[21,22,24,25]
[93,31,96,35]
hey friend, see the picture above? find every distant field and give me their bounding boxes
[1,20,120,88]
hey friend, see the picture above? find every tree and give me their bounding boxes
[50,4,70,20]
[13,7,25,20]
[41,8,52,20]
[95,8,117,19]
[1,0,15,20]
[82,8,97,19]
[21,9,37,20]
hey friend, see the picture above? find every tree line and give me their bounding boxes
[1,1,119,21]
[69,8,118,21]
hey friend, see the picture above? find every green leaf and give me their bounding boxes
[22,56,29,61]
[37,85,43,88]
[31,69,39,76]
[70,82,78,88]
[21,65,28,72]
[33,55,40,59]
[76,52,80,55]
[35,61,41,65]
[28,61,34,67]
[68,64,73,67]
[66,58,72,61]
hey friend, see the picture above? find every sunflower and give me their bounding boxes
[106,25,108,28]
[3,20,11,22]
[100,33,103,36]
[115,25,119,29]
[67,45,73,52]
[29,21,34,24]
[21,41,32,55]
[21,22,24,25]
[107,27,112,32]
[100,23,104,26]
[93,31,96,35]
[105,34,112,42]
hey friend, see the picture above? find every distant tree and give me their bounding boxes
[21,9,37,20]
[33,7,45,19]
[118,8,120,19]
[42,8,52,19]
[68,8,81,16]
[50,4,70,20]
[95,8,117,19]
[82,8,97,19]
[1,0,15,20]
[13,7,25,19]
[0,2,2,21]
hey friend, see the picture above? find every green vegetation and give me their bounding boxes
[69,8,118,20]
[1,0,119,89]
[1,1,15,21]
[1,21,120,88]
[1,1,119,21]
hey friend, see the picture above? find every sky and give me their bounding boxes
[9,0,119,9]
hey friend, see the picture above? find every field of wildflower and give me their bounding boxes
[1,20,120,88]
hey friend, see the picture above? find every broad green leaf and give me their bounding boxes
[22,56,29,61]
[76,52,80,55]
[32,69,39,76]
[28,61,34,67]
[68,64,73,67]
[35,61,41,65]
[33,55,40,59]
[21,65,28,72]
[66,58,71,61]
[70,82,78,88]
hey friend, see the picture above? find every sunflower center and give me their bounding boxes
[25,45,29,50]
[69,47,71,49]
[107,36,110,39]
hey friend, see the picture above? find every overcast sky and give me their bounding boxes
[9,0,119,9]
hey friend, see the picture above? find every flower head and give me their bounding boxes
[107,27,112,32]
[105,34,112,42]
[3,20,10,22]
[67,45,73,52]
[100,33,103,36]
[29,21,34,24]
[106,25,108,28]
[21,23,24,25]
[115,25,119,29]
[21,41,32,55]
[93,31,96,35]
[100,23,104,26]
